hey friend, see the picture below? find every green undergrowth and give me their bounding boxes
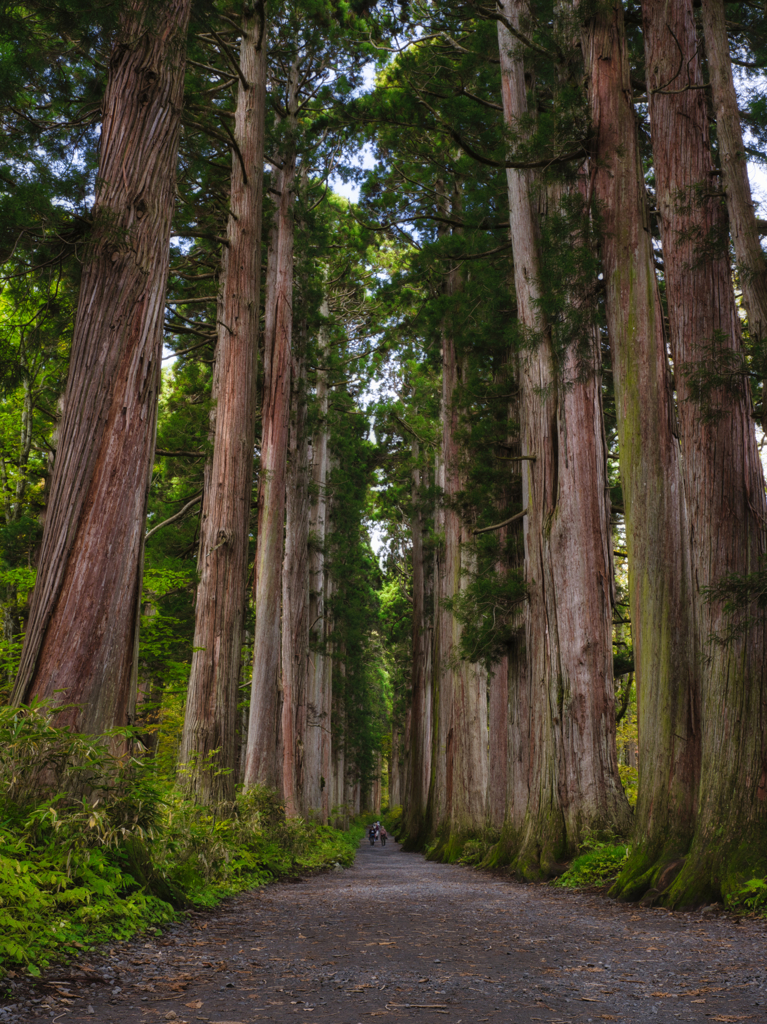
[0,702,364,978]
[553,839,630,890]
[726,877,767,916]
[380,804,403,838]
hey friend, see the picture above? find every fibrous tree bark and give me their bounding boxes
[642,0,767,905]
[243,64,299,791]
[280,311,310,817]
[582,0,699,900]
[304,303,331,819]
[179,0,267,804]
[402,439,434,848]
[12,0,193,733]
[701,0,767,430]
[428,266,489,859]
[496,0,630,878]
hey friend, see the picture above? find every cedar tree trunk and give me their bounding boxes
[243,138,297,790]
[582,0,699,900]
[304,307,330,818]
[497,0,631,878]
[642,0,767,905]
[427,309,489,860]
[701,0,767,429]
[179,1,267,804]
[12,0,192,733]
[280,316,310,817]
[402,443,434,848]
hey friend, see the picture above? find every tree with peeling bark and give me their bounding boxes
[579,0,700,901]
[493,0,630,877]
[11,0,193,735]
[700,0,767,428]
[641,0,767,905]
[179,0,268,805]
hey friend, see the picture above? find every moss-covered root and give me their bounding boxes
[425,831,469,864]
[478,815,568,881]
[662,833,767,910]
[609,841,691,903]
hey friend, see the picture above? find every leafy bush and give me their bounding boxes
[728,877,767,914]
[554,840,630,889]
[618,764,638,807]
[0,703,364,977]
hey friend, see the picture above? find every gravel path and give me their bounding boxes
[5,838,766,1024]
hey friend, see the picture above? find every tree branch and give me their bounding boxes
[145,492,203,540]
[473,507,528,535]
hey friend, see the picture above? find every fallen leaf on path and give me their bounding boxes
[184,1000,203,1009]
[710,1017,753,1022]
[581,996,600,1002]
[651,992,672,997]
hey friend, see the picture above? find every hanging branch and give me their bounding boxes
[473,507,527,536]
[145,492,203,541]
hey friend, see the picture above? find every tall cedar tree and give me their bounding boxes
[243,55,299,793]
[179,0,268,804]
[12,0,193,733]
[581,0,699,900]
[701,0,767,429]
[494,0,629,877]
[641,0,767,905]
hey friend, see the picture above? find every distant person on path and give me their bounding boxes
[380,825,388,846]
[368,825,377,846]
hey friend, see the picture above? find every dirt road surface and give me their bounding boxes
[4,839,766,1024]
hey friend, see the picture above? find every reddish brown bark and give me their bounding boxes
[402,442,433,847]
[280,320,310,817]
[701,0,767,429]
[496,0,630,878]
[179,2,267,804]
[304,309,331,819]
[642,0,767,905]
[428,319,489,858]
[242,140,296,791]
[12,0,192,733]
[582,0,699,899]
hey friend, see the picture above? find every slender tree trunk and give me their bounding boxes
[179,1,267,804]
[12,0,192,733]
[497,0,630,878]
[321,570,334,822]
[428,307,489,860]
[305,307,330,818]
[582,0,699,900]
[701,0,767,429]
[280,316,310,817]
[243,75,298,789]
[642,0,767,905]
[402,443,433,847]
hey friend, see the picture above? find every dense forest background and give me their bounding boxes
[1,0,767,969]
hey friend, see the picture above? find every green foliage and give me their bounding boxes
[379,803,402,838]
[554,840,631,889]
[728,877,767,915]
[443,560,527,669]
[0,704,364,977]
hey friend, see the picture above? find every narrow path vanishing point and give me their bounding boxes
[6,839,767,1024]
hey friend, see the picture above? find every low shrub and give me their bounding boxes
[554,841,630,889]
[0,702,364,977]
[728,877,767,915]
